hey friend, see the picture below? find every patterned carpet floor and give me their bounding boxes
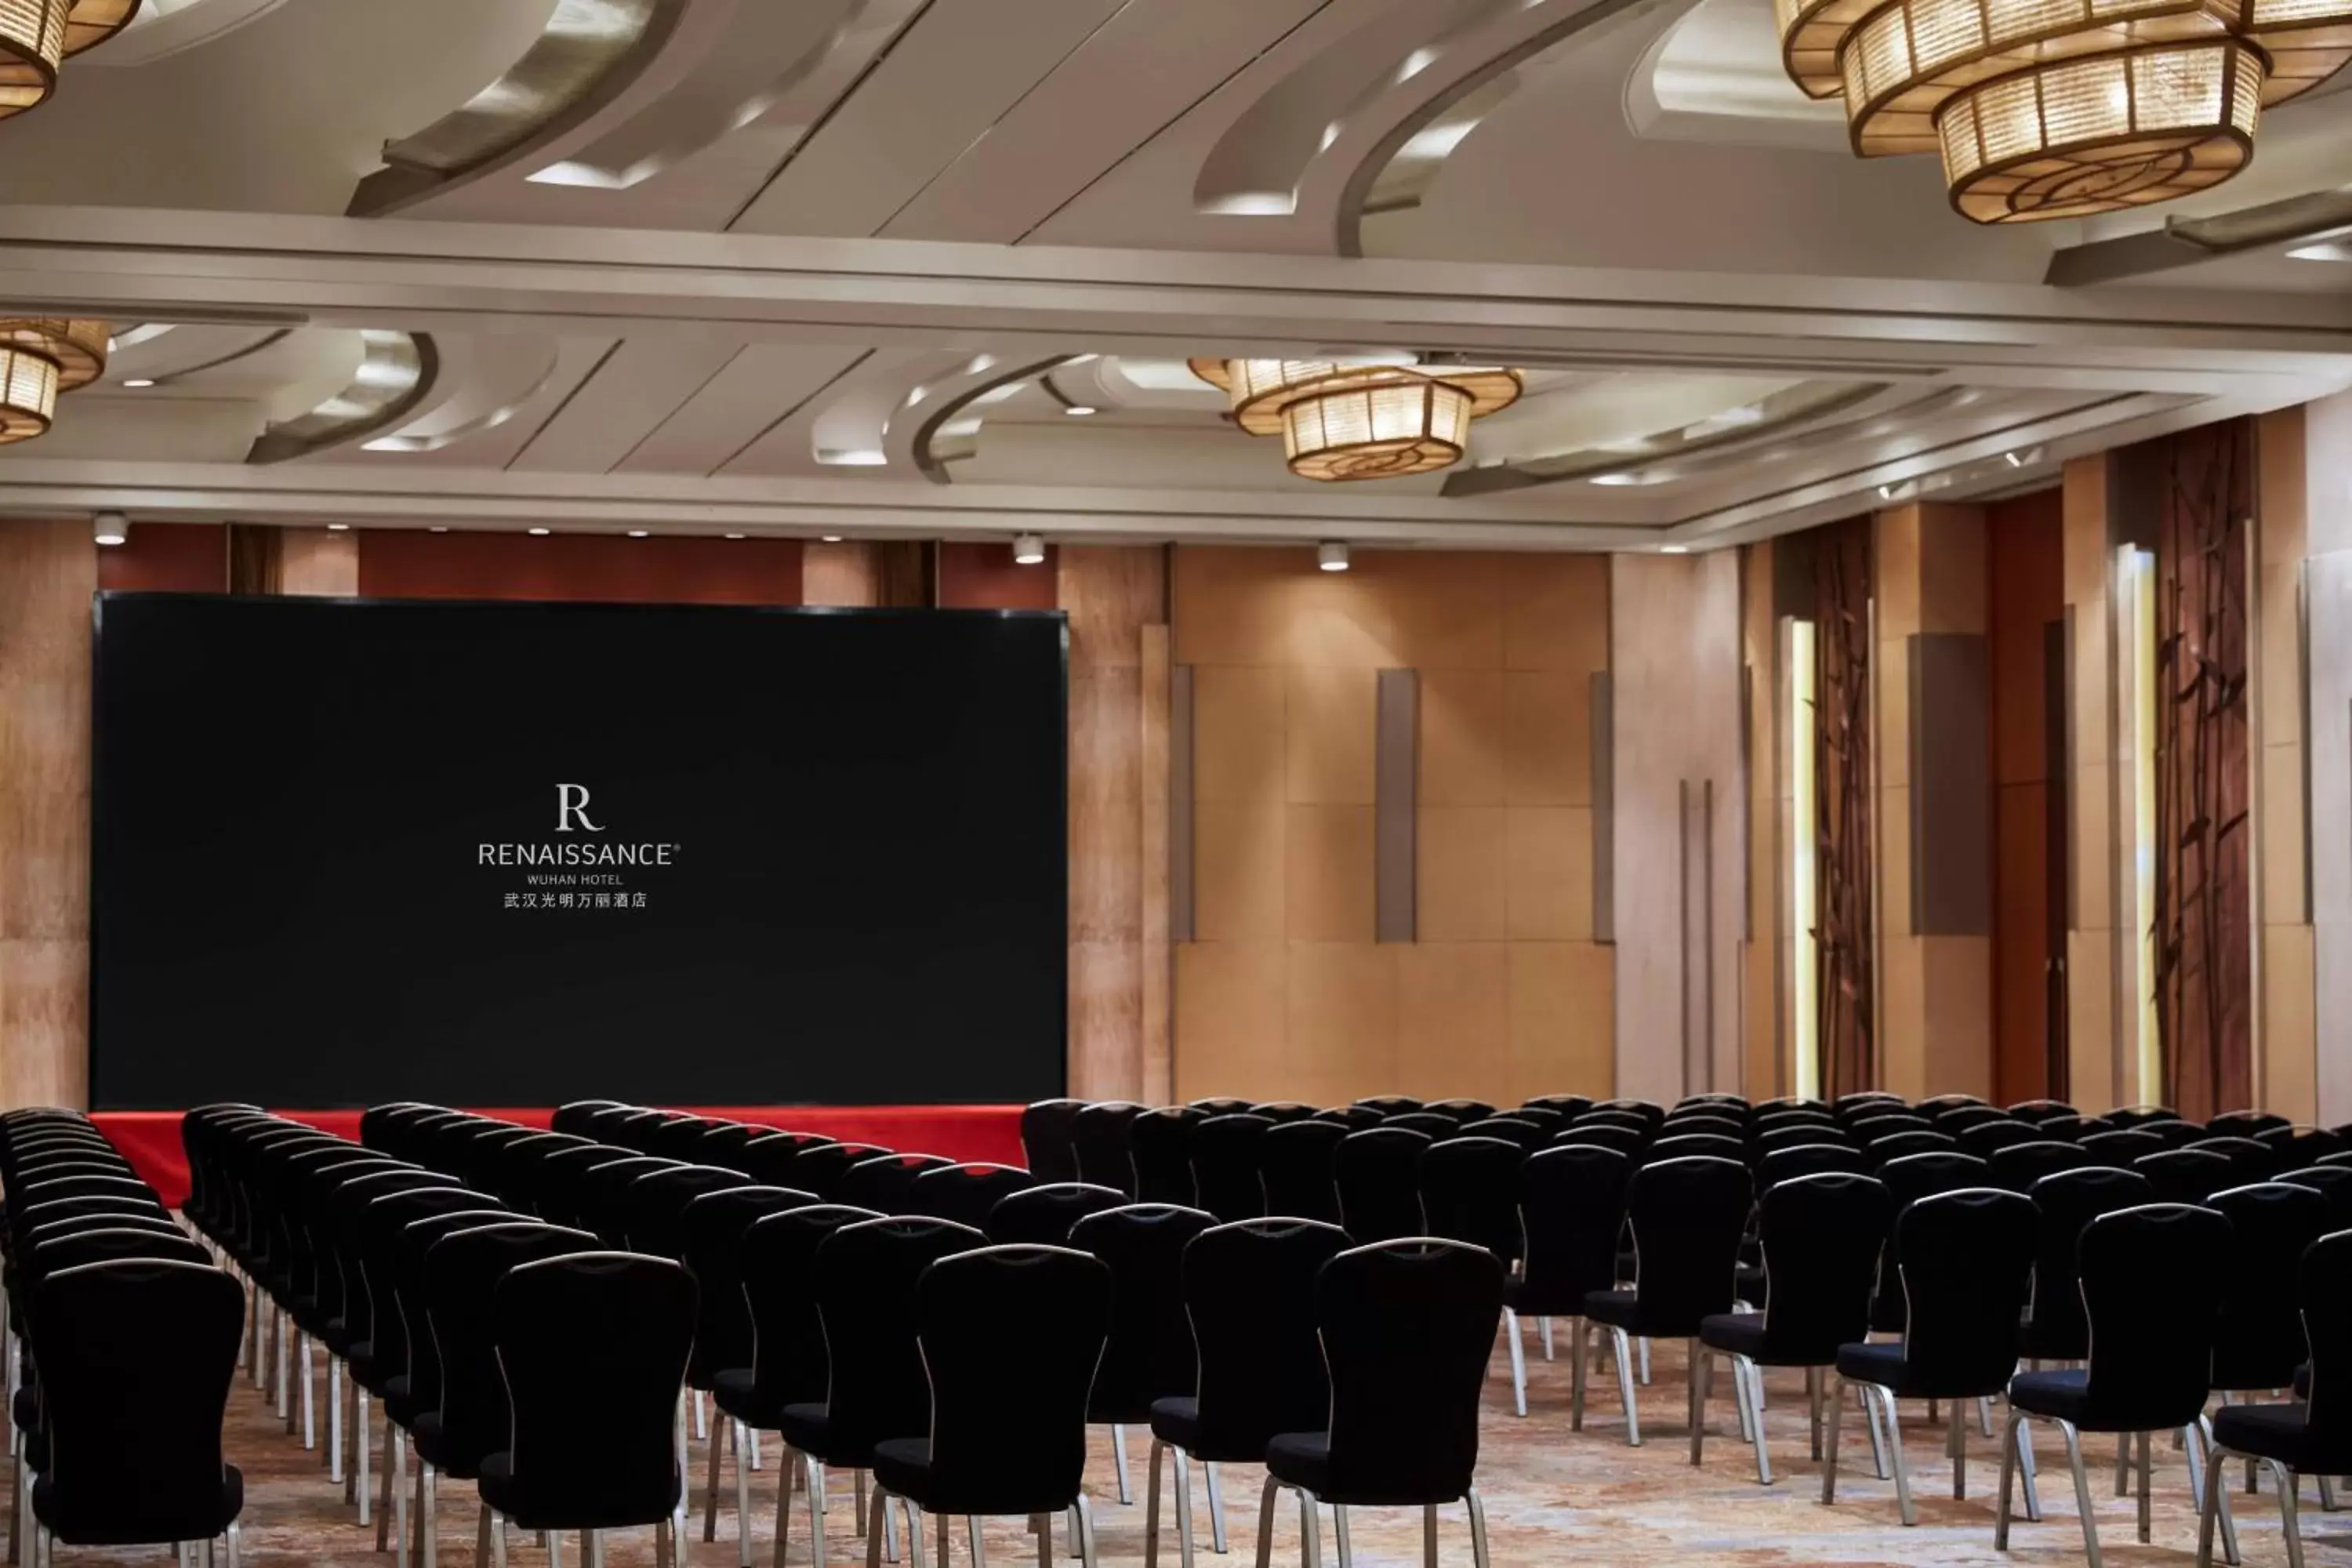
[14,1331,2343,1567]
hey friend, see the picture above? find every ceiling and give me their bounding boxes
[0,0,2347,550]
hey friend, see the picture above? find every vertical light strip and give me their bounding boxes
[1789,617,1821,1102]
[2123,544,2161,1106]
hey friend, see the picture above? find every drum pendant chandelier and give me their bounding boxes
[1188,359,1524,482]
[1,0,142,121]
[1774,0,2352,221]
[0,318,110,443]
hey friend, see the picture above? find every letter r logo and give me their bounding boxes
[555,783,603,833]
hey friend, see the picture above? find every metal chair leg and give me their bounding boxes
[705,1414,725,1542]
[2272,1461,2308,1568]
[811,1457,830,1568]
[1950,1400,1967,1500]
[1204,1461,1228,1554]
[1421,1506,1438,1568]
[1822,1374,1846,1504]
[1690,1339,1712,1464]
[1503,1309,1527,1417]
[1639,1336,1652,1385]
[1254,1479,1279,1568]
[1332,1505,1350,1568]
[1073,1494,1098,1568]
[1295,1489,1321,1568]
[1465,1489,1491,1568]
[1570,1319,1591,1431]
[357,1389,372,1522]
[969,1514,988,1568]
[2058,1420,2103,1568]
[1144,1440,1165,1568]
[1171,1447,1199,1568]
[1734,1355,1771,1484]
[328,1356,345,1483]
[732,1423,754,1568]
[2016,1409,2042,1522]
[301,1332,317,1450]
[1112,1423,1132,1505]
[1608,1326,1642,1446]
[1996,1409,2022,1548]
[2138,1430,2154,1543]
[1541,1317,1555,1361]
[1862,1381,1890,1480]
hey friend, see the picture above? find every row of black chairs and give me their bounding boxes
[0,1109,244,1565]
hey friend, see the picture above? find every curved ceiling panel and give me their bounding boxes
[246,329,437,463]
[902,356,1076,481]
[1626,0,1845,147]
[78,0,295,65]
[349,0,684,216]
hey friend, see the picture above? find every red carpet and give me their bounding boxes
[93,1105,1027,1207]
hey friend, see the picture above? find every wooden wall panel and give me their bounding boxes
[802,541,879,607]
[1284,804,1374,941]
[1508,942,1615,1102]
[280,529,360,597]
[1417,808,1508,940]
[358,530,802,604]
[1987,487,2064,1105]
[0,520,96,1109]
[938,541,1057,609]
[99,522,226,594]
[1397,942,1508,1096]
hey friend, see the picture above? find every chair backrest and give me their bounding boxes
[1760,1142,1867,1187]
[1624,1155,1751,1331]
[1315,1106,1387,1134]
[2104,1106,2180,1129]
[1353,1096,1423,1116]
[838,1153,955,1217]
[1752,1173,1893,1361]
[1067,1203,1216,1421]
[775,1142,885,1203]
[1867,1129,1959,1163]
[986,1181,1127,1246]
[1987,1139,2089,1193]
[1189,1113,1273,1224]
[1425,1099,1497,1123]
[1552,1123,1644,1156]
[2299,1229,2352,1454]
[2207,1109,2292,1139]
[493,1251,697,1528]
[2077,1203,2232,1427]
[1457,1116,1545,1152]
[1335,1127,1432,1243]
[576,1156,682,1243]
[2280,1166,2352,1228]
[2208,1180,2334,1390]
[1646,1132,1744,1165]
[30,1258,243,1540]
[1189,1098,1255,1118]
[1020,1099,1083,1184]
[1869,1150,1991,1330]
[2187,1134,2278,1182]
[1520,1094,1591,1119]
[1316,1240,1504,1504]
[1570,1110,1653,1139]
[1955,1120,2038,1158]
[1894,1189,2037,1392]
[24,1224,210,1279]
[908,1163,1036,1229]
[2024,1165,2155,1355]
[1933,1104,2011,1134]
[1257,1120,1346,1224]
[678,1185,819,1379]
[1250,1102,1319,1125]
[733,1131,837,1189]
[1385,1112,1465,1141]
[1660,1114,1745,1142]
[1181,1218,1349,1454]
[914,1245,1111,1515]
[1516,1145,1632,1312]
[2006,1099,2078,1123]
[1131,1108,1204,1205]
[2080,1128,2165,1166]
[550,1101,624,1138]
[737,1203,884,1408]
[815,1215,987,1457]
[2263,1127,2348,1171]
[1419,1137,1525,1261]
[624,1163,754,1257]
[2134,1148,2234,1206]
[424,1221,601,1470]
[1072,1102,1149,1196]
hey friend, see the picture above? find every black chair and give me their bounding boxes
[478,1252,696,1557]
[985,1181,1126,1247]
[1512,1145,1632,1432]
[1521,1094,1592,1119]
[774,1217,987,1567]
[1131,1109,1203,1205]
[1867,1129,1959,1163]
[1188,1098,1254,1119]
[1570,1109,1653,1140]
[1761,1142,1867,1186]
[1019,1101,1083,1185]
[2207,1181,2332,1400]
[1383,1112,1463,1141]
[781,1142,887,1203]
[1352,1096,1422,1116]
[1552,1122,1644,1156]
[625,1163,755,1258]
[1256,1120,1345,1224]
[1250,1102,1319,1126]
[869,1245,1113,1565]
[1583,1155,1751,1448]
[1425,1099,1497,1123]
[1826,1189,2036,1526]
[1999,1203,2236,1565]
[2198,1228,2352,1568]
[1697,1172,1893,1483]
[1261,1240,1504,1566]
[678,1187,817,1468]
[1868,1150,1991,1334]
[2020,1167,2155,1363]
[1989,1139,2090,1194]
[1068,1204,1215,1510]
[1457,1116,1544,1152]
[906,1163,1035,1230]
[2263,1126,2347,1171]
[1312,1106,1385,1134]
[1934,1105,2012,1134]
[1849,1112,1933,1140]
[1073,1102,1149,1196]
[2187,1134,2278,1183]
[1661,1113,1746,1142]
[2036,1115,2092,1142]
[1956,1120,2040,1158]
[2207,1109,2292,1140]
[2008,1099,2078,1123]
[577,1156,682,1245]
[2105,1106,2180,1130]
[2135,1148,2234,1206]
[1503,1105,1566,1136]
[1419,1136,1530,1412]
[839,1153,955,1218]
[1145,1219,1348,1568]
[2280,1164,2352,1227]
[1334,1127,1428,1243]
[738,1132,840,1192]
[1188,1114,1272,1224]
[2081,1129,2166,1167]
[710,1204,883,1564]
[23,1258,245,1561]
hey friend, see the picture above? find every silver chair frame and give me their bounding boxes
[2198,1443,2312,1568]
[1140,1438,1231,1568]
[862,1483,1097,1568]
[1824,1374,2033,1526]
[1251,1479,1488,1568]
[1997,1407,2232,1568]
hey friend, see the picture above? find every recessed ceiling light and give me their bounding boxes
[2003,450,2024,468]
[820,535,844,543]
[724,532,746,540]
[1878,484,1899,499]
[428,526,448,533]
[1318,541,1350,573]
[1013,532,1046,565]
[1063,405,1098,417]
[1660,544,1690,554]
[92,513,128,547]
[627,529,648,539]
[326,522,350,532]
[122,379,155,389]
[528,527,551,536]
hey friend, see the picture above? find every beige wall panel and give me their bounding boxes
[1744,903,1780,1099]
[1172,547,1296,667]
[1878,507,1922,639]
[1192,665,1285,804]
[1880,937,1926,1101]
[1506,807,1594,942]
[1878,637,1911,789]
[1880,783,1915,942]
[2259,561,2305,740]
[1373,551,1505,672]
[1287,942,1398,1102]
[2262,742,2309,929]
[1192,796,1285,940]
[1508,942,1616,1100]
[1504,556,1610,673]
[2263,921,2318,1124]
[2259,408,2310,564]
[1141,626,1173,1107]
[2075,760,2113,931]
[1921,936,1994,1097]
[1284,663,1376,805]
[1397,942,1511,1101]
[1416,806,1509,941]
[802,540,880,607]
[1285,804,1374,942]
[278,529,360,597]
[2063,456,2112,604]
[1062,544,1165,667]
[1174,940,1286,1101]
[1504,672,1592,807]
[1418,668,1508,806]
[2067,927,2117,1110]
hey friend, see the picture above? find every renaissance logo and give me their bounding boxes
[480,784,683,909]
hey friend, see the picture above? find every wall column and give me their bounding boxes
[2062,456,2125,1111]
[1875,503,1994,1099]
[2291,392,2352,1123]
[0,520,95,1109]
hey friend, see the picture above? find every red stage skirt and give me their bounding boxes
[91,1105,1027,1210]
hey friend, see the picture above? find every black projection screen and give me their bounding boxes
[91,593,1068,1109]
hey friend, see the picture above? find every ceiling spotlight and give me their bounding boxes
[1062,405,1098,417]
[122,379,155,389]
[326,522,350,532]
[627,529,649,539]
[1661,544,1690,554]
[92,512,128,548]
[528,526,551,536]
[1318,541,1351,573]
[428,525,448,533]
[2003,450,2025,468]
[1013,532,1047,565]
[1877,484,1899,499]
[820,535,844,543]
[724,532,746,540]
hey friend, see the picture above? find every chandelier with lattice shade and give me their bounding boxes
[1775,0,2352,221]
[1,0,141,121]
[0,318,109,443]
[1188,359,1523,482]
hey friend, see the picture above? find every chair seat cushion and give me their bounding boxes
[871,1436,1075,1518]
[478,1451,679,1532]
[410,1412,484,1481]
[1696,1311,1769,1360]
[779,1402,856,1465]
[1584,1287,1715,1338]
[1265,1431,1445,1508]
[710,1368,782,1430]
[383,1374,423,1429]
[1835,1341,1910,1392]
[1145,1396,1267,1465]
[347,1343,385,1396]
[2007,1370,2092,1425]
[2212,1403,2352,1476]
[12,1386,38,1434]
[32,1464,241,1544]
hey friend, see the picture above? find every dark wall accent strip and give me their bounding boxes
[1910,631,1994,935]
